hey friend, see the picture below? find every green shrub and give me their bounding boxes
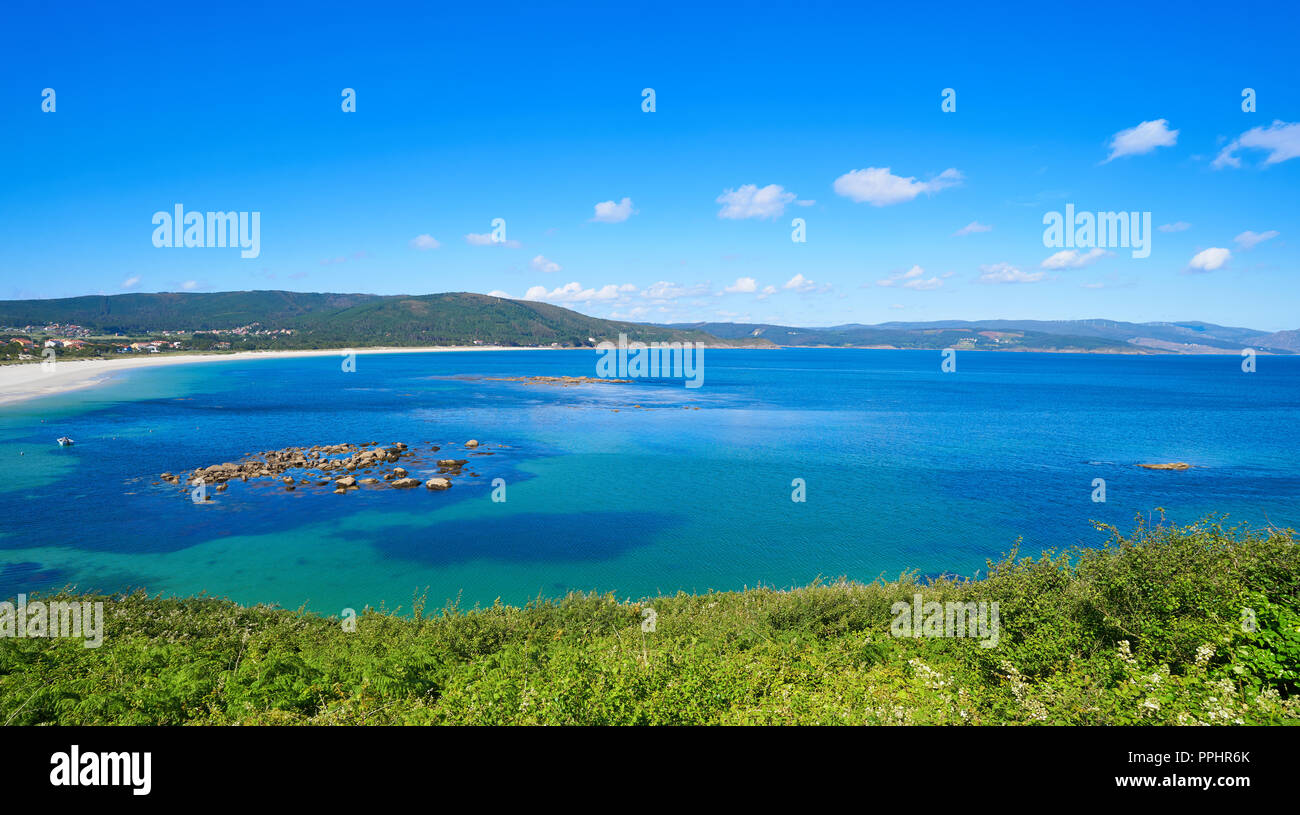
[2,517,1296,725]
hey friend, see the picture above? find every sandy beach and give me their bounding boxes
[0,346,549,407]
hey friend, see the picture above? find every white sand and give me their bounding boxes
[0,346,552,407]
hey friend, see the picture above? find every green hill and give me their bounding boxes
[0,291,765,349]
[0,291,378,334]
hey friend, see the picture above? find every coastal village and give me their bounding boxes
[0,322,295,362]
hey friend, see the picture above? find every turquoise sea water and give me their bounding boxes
[1,349,1297,614]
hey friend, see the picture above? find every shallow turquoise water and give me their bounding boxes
[1,349,1297,614]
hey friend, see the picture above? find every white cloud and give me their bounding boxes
[1234,230,1279,249]
[782,273,817,292]
[524,281,634,303]
[953,220,992,236]
[530,254,562,273]
[1188,247,1231,272]
[591,197,635,223]
[877,265,942,290]
[409,234,440,250]
[465,233,521,248]
[486,290,512,298]
[756,285,776,300]
[796,199,816,207]
[833,167,962,206]
[641,281,709,301]
[1103,119,1178,162]
[716,184,796,220]
[1213,120,1300,169]
[724,277,758,293]
[181,280,199,290]
[1158,221,1191,232]
[1041,248,1108,269]
[121,276,141,289]
[978,263,1045,284]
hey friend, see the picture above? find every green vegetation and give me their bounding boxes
[2,517,1296,725]
[0,291,764,351]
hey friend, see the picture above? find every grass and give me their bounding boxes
[2,515,1297,725]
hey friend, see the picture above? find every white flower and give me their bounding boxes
[1195,644,1215,667]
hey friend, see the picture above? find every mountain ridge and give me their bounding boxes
[1,291,1293,354]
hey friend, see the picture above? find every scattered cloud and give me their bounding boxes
[641,281,710,301]
[1234,230,1279,249]
[409,234,440,250]
[782,273,817,292]
[1158,221,1191,232]
[716,184,797,220]
[524,281,636,303]
[953,220,992,236]
[833,167,962,206]
[1213,120,1300,169]
[486,290,512,298]
[1187,247,1231,272]
[978,262,1045,284]
[181,280,199,290]
[591,197,635,223]
[530,254,562,273]
[724,276,758,293]
[121,276,141,289]
[876,265,942,290]
[1041,248,1108,269]
[796,199,816,207]
[1103,119,1178,162]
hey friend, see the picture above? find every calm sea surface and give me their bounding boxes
[2,349,1297,613]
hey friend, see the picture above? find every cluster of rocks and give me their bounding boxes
[161,439,493,496]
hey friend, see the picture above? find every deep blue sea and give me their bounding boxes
[1,349,1297,614]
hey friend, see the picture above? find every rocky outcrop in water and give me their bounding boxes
[167,439,496,499]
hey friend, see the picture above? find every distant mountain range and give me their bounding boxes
[0,291,1293,354]
[669,319,1300,354]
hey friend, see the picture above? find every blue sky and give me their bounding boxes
[1,1,1297,330]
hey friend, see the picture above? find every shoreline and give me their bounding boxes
[0,346,552,407]
[0,343,1280,408]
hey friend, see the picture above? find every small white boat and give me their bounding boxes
[57,437,74,446]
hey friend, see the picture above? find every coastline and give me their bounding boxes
[0,346,550,407]
[0,343,1274,408]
